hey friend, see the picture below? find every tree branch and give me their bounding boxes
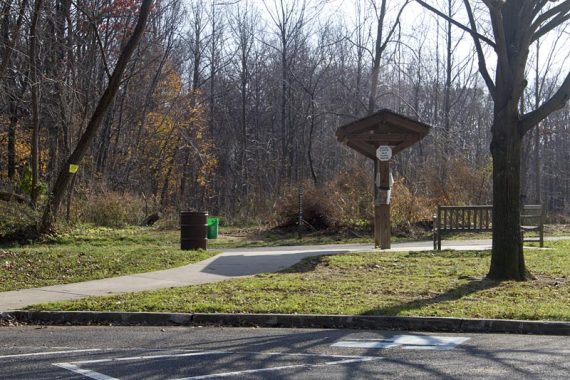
[532,0,551,19]
[70,0,112,79]
[486,2,510,80]
[415,0,496,48]
[378,0,409,56]
[463,0,496,99]
[520,70,570,134]
[532,13,570,42]
[531,0,570,33]
[93,25,112,79]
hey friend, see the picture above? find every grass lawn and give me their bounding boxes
[209,224,570,248]
[31,240,570,321]
[437,224,570,241]
[0,226,218,292]
[209,228,376,248]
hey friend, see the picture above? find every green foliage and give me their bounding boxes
[0,201,39,241]
[18,166,47,197]
[38,240,570,321]
[18,166,32,195]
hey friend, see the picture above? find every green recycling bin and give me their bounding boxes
[207,217,219,239]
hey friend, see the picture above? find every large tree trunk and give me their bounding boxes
[488,110,526,280]
[40,0,153,232]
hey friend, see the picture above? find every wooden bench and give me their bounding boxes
[433,205,544,250]
[520,204,545,248]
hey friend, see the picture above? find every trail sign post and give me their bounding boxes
[336,109,431,249]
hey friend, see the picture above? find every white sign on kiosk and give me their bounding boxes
[376,145,392,161]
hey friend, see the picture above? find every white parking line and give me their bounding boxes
[0,349,101,359]
[53,351,231,379]
[60,350,377,366]
[175,357,382,379]
[332,335,470,350]
[53,363,118,380]
[53,349,383,379]
[333,341,398,349]
[56,350,230,365]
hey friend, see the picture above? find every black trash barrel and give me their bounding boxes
[180,211,208,250]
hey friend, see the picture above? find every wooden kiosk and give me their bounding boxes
[336,109,431,249]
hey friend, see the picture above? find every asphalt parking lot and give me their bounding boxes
[1,326,570,379]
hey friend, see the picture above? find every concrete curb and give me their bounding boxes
[2,311,570,335]
[0,311,193,326]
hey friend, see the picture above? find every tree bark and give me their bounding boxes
[488,111,526,280]
[7,104,17,179]
[533,42,542,204]
[367,0,387,115]
[40,0,154,232]
[484,1,534,281]
[29,0,43,208]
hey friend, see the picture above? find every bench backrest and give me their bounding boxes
[437,205,493,232]
[437,204,544,232]
[521,204,544,227]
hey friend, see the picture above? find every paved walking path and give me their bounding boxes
[0,238,560,310]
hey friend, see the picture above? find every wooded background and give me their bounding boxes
[1,0,569,229]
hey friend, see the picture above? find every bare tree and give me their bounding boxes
[262,0,310,182]
[29,0,43,208]
[367,0,409,114]
[229,2,258,198]
[41,0,154,232]
[0,0,28,79]
[417,0,570,280]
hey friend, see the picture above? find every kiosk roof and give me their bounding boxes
[336,109,431,160]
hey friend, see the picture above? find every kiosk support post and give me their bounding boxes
[374,160,391,249]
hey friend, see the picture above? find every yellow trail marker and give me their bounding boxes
[69,164,79,174]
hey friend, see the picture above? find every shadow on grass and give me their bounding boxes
[0,225,42,246]
[363,278,501,316]
[279,255,333,274]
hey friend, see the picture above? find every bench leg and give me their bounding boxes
[540,226,544,248]
[438,234,442,251]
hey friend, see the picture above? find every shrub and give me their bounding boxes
[275,155,493,233]
[391,178,435,227]
[415,156,493,206]
[0,201,40,243]
[275,164,373,231]
[82,191,146,227]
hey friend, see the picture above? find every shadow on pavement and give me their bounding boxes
[199,250,350,277]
